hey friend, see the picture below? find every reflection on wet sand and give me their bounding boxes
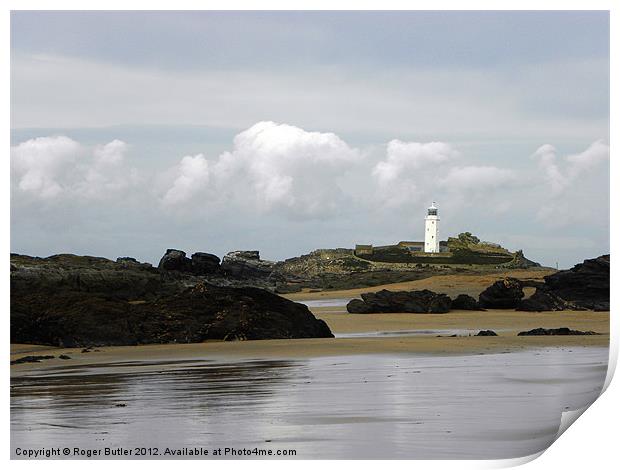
[11,347,607,459]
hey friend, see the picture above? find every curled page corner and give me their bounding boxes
[556,404,592,440]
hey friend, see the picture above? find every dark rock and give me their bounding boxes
[10,253,163,300]
[543,255,609,310]
[59,354,71,360]
[347,289,452,314]
[158,249,192,272]
[475,330,498,336]
[11,355,55,365]
[517,288,573,312]
[450,294,482,310]
[190,252,221,275]
[346,298,374,314]
[11,250,331,353]
[11,281,333,347]
[517,327,599,336]
[116,257,139,263]
[478,278,524,309]
[221,251,275,279]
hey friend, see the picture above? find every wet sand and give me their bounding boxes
[11,347,609,459]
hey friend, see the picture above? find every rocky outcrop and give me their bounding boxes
[517,327,599,336]
[450,294,482,310]
[158,249,222,276]
[11,281,333,347]
[158,249,193,272]
[478,278,524,309]
[506,250,541,269]
[476,330,498,336]
[514,255,609,311]
[516,289,574,312]
[221,251,275,279]
[543,255,609,310]
[11,253,334,346]
[11,254,164,300]
[347,289,452,314]
[190,252,221,275]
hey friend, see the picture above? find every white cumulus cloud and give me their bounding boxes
[531,140,609,225]
[532,140,609,195]
[162,154,211,207]
[161,121,361,217]
[93,139,128,166]
[11,136,82,199]
[11,136,137,201]
[372,140,460,207]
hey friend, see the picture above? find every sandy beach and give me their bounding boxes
[10,310,609,376]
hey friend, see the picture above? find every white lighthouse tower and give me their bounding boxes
[424,202,440,253]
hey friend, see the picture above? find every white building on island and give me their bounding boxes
[424,202,440,253]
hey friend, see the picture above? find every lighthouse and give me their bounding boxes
[424,202,440,253]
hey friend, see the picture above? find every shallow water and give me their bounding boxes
[333,328,497,338]
[11,347,608,459]
[298,298,351,308]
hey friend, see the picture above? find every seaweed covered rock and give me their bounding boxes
[478,278,524,309]
[347,289,452,314]
[516,288,573,312]
[517,327,599,336]
[475,330,498,336]
[516,255,609,311]
[450,294,482,310]
[543,255,609,310]
[11,281,333,347]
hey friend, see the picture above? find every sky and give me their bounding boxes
[10,11,610,268]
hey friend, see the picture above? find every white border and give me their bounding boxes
[3,1,616,469]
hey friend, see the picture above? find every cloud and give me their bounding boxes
[532,140,609,195]
[372,140,459,207]
[11,136,137,201]
[375,140,459,177]
[162,154,210,207]
[11,136,82,199]
[93,139,127,165]
[530,140,609,227]
[11,53,608,143]
[161,121,361,218]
